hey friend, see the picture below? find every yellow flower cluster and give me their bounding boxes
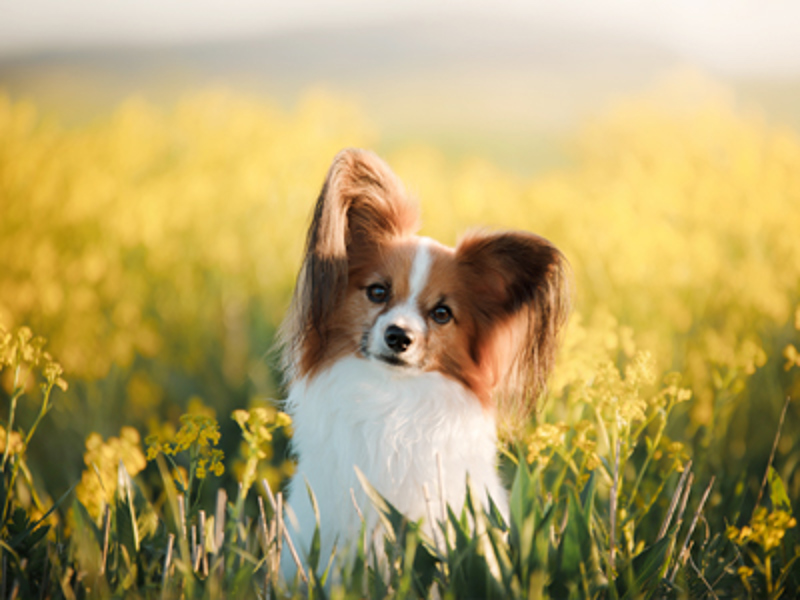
[146,414,224,479]
[652,439,691,473]
[784,306,800,371]
[784,345,800,372]
[525,306,695,507]
[232,406,292,495]
[525,422,569,466]
[526,419,603,476]
[727,507,797,554]
[0,324,67,393]
[74,427,147,521]
[0,90,370,390]
[572,420,603,472]
[0,426,23,456]
[590,351,657,433]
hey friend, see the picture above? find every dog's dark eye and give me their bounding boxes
[366,283,389,304]
[431,305,453,325]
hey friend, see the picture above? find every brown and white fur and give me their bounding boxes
[280,148,569,572]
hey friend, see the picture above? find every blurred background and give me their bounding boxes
[4,0,800,171]
[1,0,799,530]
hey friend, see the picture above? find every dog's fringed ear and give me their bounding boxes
[280,148,420,378]
[457,231,570,428]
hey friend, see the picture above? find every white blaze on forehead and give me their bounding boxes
[374,237,435,339]
[368,236,442,364]
[408,237,434,304]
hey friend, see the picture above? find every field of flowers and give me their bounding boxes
[1,86,799,598]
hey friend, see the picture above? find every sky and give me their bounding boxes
[2,0,800,77]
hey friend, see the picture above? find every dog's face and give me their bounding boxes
[349,238,450,371]
[346,237,484,388]
[280,149,569,415]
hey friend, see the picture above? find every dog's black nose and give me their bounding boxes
[385,325,413,353]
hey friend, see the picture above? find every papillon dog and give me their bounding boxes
[280,148,569,572]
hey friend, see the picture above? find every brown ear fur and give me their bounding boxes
[456,231,570,433]
[280,149,420,379]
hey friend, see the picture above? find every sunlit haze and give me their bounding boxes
[2,0,800,76]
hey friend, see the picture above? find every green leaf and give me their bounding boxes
[72,500,103,543]
[615,531,674,599]
[483,515,516,592]
[346,518,368,595]
[486,493,509,530]
[509,457,533,540]
[768,466,793,513]
[355,466,409,546]
[304,480,323,574]
[446,506,506,599]
[411,540,438,598]
[115,460,140,555]
[509,461,540,577]
[581,470,598,523]
[550,487,595,598]
[8,483,75,550]
[368,559,390,599]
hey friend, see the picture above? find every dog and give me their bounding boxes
[279,148,569,574]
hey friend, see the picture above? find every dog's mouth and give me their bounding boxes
[360,346,412,368]
[360,331,412,368]
[375,353,410,367]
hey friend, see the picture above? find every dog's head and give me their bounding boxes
[280,149,570,420]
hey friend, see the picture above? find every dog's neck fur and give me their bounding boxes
[285,355,508,569]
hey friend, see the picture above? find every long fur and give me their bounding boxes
[279,149,420,379]
[456,230,570,435]
[279,148,570,573]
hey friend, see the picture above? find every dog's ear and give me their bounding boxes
[457,231,570,425]
[280,149,419,378]
[311,148,419,261]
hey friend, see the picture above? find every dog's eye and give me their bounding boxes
[431,305,453,325]
[366,283,389,304]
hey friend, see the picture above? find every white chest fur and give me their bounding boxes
[284,356,508,569]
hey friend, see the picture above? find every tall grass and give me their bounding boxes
[1,85,799,597]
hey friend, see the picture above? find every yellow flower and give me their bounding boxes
[146,412,225,481]
[0,325,67,393]
[728,507,797,553]
[144,434,163,460]
[233,404,292,494]
[171,414,221,454]
[526,422,568,465]
[784,344,800,371]
[74,427,146,521]
[42,357,68,392]
[0,426,24,456]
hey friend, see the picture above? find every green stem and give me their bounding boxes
[187,443,197,506]
[556,446,585,479]
[625,404,672,514]
[23,383,53,450]
[765,555,773,597]
[2,391,21,470]
[628,406,663,447]
[551,448,576,499]
[632,463,678,529]
[3,380,58,530]
[498,443,519,466]
[2,365,24,470]
[593,404,612,456]
[1,366,25,530]
[18,459,47,515]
